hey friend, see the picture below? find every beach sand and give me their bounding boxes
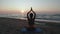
[0,17,60,34]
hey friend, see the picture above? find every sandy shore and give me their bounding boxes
[0,17,60,34]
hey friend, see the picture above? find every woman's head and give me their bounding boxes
[30,13,33,18]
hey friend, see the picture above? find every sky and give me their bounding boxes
[0,0,60,14]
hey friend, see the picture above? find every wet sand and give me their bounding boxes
[0,17,60,34]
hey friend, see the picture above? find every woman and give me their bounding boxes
[27,8,36,31]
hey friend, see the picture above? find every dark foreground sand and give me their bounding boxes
[0,17,60,34]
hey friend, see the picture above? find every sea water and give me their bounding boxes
[0,14,60,22]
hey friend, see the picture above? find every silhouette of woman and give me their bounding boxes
[27,7,36,27]
[21,8,42,32]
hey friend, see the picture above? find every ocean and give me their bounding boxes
[0,14,60,22]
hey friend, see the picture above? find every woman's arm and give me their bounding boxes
[32,11,36,19]
[27,11,31,20]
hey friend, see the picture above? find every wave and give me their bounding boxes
[0,14,60,21]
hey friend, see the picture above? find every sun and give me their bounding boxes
[21,10,24,13]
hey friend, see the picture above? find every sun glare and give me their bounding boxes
[21,10,24,13]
